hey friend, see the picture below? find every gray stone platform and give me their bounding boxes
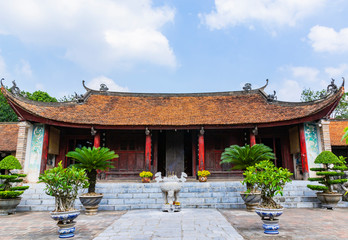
[93,209,243,240]
[17,180,348,211]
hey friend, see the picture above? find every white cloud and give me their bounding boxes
[0,54,6,76]
[15,60,33,78]
[0,0,176,70]
[87,76,129,92]
[325,64,348,77]
[308,25,348,53]
[291,66,319,82]
[35,83,45,90]
[277,79,303,102]
[200,0,326,30]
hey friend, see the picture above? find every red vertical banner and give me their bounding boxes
[145,128,151,171]
[299,124,309,178]
[40,126,49,174]
[94,132,100,148]
[198,128,205,171]
[250,130,256,146]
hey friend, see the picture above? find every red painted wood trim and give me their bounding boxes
[250,130,256,146]
[299,124,309,173]
[145,134,152,171]
[40,126,49,174]
[198,134,205,171]
[94,132,100,148]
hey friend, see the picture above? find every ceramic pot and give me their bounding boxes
[141,177,151,183]
[0,197,21,215]
[255,207,284,234]
[50,210,80,238]
[316,192,342,209]
[79,194,103,215]
[240,192,261,212]
[198,176,208,182]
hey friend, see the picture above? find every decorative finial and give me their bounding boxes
[200,127,205,135]
[327,78,338,94]
[9,80,20,95]
[91,127,97,136]
[100,83,109,92]
[74,92,85,103]
[267,90,277,102]
[243,83,252,92]
[0,78,4,87]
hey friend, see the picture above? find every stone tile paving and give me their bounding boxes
[220,208,348,240]
[0,211,125,240]
[94,209,243,240]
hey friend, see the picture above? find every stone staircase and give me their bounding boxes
[17,181,348,212]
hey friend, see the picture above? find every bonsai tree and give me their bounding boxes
[38,161,89,212]
[243,160,293,209]
[220,144,275,191]
[66,146,118,194]
[307,151,348,193]
[0,155,29,199]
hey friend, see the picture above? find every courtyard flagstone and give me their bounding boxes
[93,209,243,240]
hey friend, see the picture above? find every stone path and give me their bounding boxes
[94,209,243,240]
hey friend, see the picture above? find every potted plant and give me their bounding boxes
[139,171,153,183]
[197,170,211,182]
[307,151,348,209]
[243,160,292,234]
[66,146,118,215]
[0,155,29,215]
[38,161,89,238]
[220,144,275,211]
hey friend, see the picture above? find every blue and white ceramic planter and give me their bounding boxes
[50,210,80,238]
[255,207,283,234]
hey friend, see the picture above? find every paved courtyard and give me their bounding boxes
[1,208,348,239]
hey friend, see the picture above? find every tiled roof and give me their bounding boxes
[0,123,18,151]
[1,83,344,128]
[330,120,348,146]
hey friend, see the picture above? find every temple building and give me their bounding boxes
[0,79,345,182]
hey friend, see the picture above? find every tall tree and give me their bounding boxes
[0,89,59,122]
[301,88,348,119]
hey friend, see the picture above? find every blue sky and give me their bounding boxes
[0,0,347,101]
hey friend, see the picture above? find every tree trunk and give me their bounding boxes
[87,169,97,193]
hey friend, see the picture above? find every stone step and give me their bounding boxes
[17,181,348,211]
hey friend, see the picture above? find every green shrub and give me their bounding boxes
[242,160,292,208]
[0,155,22,170]
[0,156,28,199]
[0,191,24,199]
[307,151,348,193]
[39,161,89,212]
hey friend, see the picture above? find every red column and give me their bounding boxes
[250,130,256,146]
[145,128,152,171]
[198,128,205,171]
[299,124,309,179]
[40,126,49,174]
[94,132,100,148]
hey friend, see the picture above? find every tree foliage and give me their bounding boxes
[301,88,348,119]
[66,147,118,193]
[38,161,89,212]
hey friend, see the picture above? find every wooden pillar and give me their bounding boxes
[145,128,152,171]
[250,129,256,146]
[198,128,205,171]
[94,132,100,148]
[40,125,49,174]
[192,132,197,176]
[299,124,309,180]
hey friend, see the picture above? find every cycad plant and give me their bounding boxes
[220,144,275,191]
[66,147,118,193]
[307,151,348,193]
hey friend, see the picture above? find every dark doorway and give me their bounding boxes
[260,137,282,168]
[157,130,193,176]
